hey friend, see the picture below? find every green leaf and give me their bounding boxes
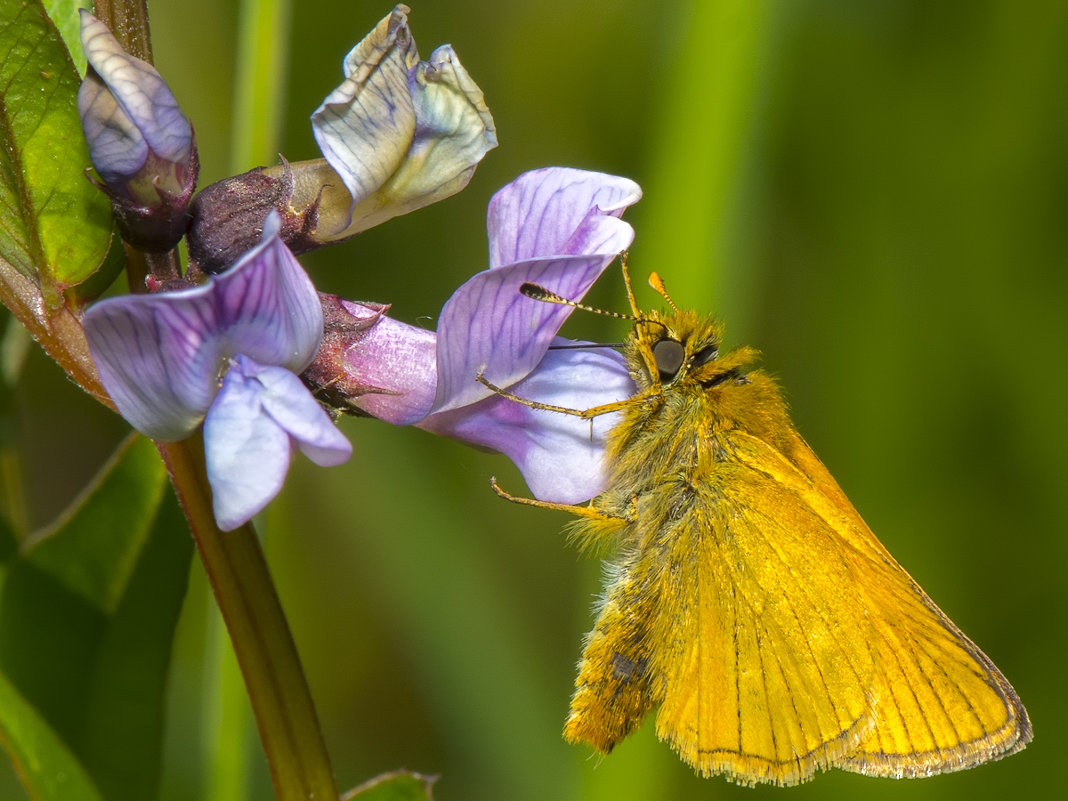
[0,434,193,801]
[0,0,113,292]
[0,672,103,801]
[43,0,86,76]
[342,771,437,801]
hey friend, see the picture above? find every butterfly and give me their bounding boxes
[486,262,1031,785]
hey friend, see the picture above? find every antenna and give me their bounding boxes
[518,283,637,321]
[620,252,643,318]
[648,272,679,312]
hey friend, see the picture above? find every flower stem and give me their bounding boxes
[159,437,338,801]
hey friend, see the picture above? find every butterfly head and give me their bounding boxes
[627,271,758,393]
[629,309,752,392]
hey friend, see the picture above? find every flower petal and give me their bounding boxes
[246,361,352,466]
[421,342,634,502]
[487,168,642,268]
[85,281,225,441]
[431,250,630,414]
[310,7,496,240]
[357,44,496,225]
[84,214,322,439]
[78,10,193,192]
[334,301,439,425]
[311,6,418,222]
[203,360,293,531]
[215,213,323,373]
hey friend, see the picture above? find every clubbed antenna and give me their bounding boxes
[519,283,638,321]
[648,272,679,312]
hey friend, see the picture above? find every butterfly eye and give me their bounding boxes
[652,338,686,378]
[692,345,719,366]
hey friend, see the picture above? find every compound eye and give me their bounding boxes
[652,338,685,379]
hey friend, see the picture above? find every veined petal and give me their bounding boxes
[355,44,496,226]
[249,362,352,466]
[204,356,351,530]
[421,342,633,502]
[215,213,323,373]
[311,6,418,223]
[334,301,438,425]
[203,360,293,531]
[84,282,223,440]
[487,168,642,268]
[84,213,322,440]
[78,10,193,192]
[431,252,628,414]
[310,6,496,240]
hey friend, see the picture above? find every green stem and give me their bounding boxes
[159,437,338,801]
[91,0,153,61]
[69,3,337,798]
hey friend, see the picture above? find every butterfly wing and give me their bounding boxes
[565,423,1029,786]
[646,441,883,785]
[746,430,1032,777]
[676,427,1030,782]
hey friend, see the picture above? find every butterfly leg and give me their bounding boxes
[477,371,659,419]
[490,477,632,523]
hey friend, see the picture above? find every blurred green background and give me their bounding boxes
[4,0,1066,798]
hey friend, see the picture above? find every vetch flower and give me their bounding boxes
[84,214,351,530]
[187,4,496,271]
[304,168,641,502]
[77,11,198,251]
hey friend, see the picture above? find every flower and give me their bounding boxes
[84,214,351,530]
[304,168,641,503]
[77,11,198,251]
[187,4,496,271]
[309,3,497,239]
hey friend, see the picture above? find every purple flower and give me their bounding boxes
[308,168,641,502]
[84,214,351,530]
[77,11,198,251]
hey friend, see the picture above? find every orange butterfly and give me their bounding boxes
[489,264,1031,785]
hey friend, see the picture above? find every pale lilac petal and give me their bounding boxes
[421,342,634,502]
[249,362,352,466]
[203,362,292,531]
[85,214,322,440]
[431,252,628,414]
[204,356,351,530]
[487,168,642,268]
[336,301,438,425]
[85,281,225,441]
[216,214,323,373]
[78,10,192,184]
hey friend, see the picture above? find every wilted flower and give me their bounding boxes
[77,10,198,251]
[84,214,351,530]
[187,4,496,271]
[304,168,641,502]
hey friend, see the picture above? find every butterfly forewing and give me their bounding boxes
[731,428,1030,776]
[647,444,882,784]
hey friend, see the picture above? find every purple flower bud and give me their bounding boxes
[77,11,198,251]
[85,213,350,530]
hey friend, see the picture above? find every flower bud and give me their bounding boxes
[77,11,198,251]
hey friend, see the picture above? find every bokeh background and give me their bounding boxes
[3,0,1066,799]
